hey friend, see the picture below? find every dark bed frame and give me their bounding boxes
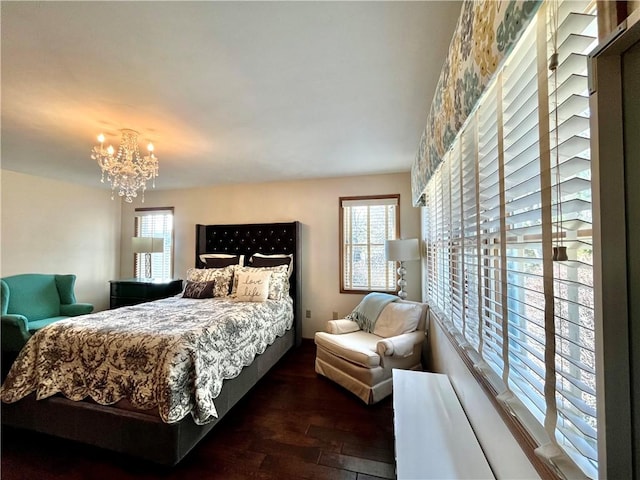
[2,221,302,466]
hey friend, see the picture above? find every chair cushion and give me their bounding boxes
[373,302,423,338]
[28,316,69,332]
[316,347,389,385]
[314,331,381,368]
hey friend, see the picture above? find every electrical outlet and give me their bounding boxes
[305,309,311,318]
[332,311,339,320]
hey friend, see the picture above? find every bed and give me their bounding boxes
[0,221,302,465]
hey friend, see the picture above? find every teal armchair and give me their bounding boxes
[1,274,94,353]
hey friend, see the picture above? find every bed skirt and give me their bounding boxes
[1,328,295,466]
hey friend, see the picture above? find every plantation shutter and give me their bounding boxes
[449,142,464,336]
[134,208,174,279]
[420,1,597,477]
[341,196,399,292]
[546,0,597,473]
[461,121,481,352]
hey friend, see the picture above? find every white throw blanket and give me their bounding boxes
[345,292,397,333]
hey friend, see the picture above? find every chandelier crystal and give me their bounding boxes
[91,129,159,203]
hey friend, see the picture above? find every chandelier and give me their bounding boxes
[91,129,159,203]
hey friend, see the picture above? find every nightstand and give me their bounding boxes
[109,278,183,309]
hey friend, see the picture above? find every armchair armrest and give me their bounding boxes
[376,330,424,358]
[2,314,29,331]
[2,314,31,352]
[60,303,94,317]
[326,319,361,335]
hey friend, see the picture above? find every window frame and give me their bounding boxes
[133,207,175,279]
[339,194,400,294]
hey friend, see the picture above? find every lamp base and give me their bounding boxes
[145,252,152,278]
[397,262,408,299]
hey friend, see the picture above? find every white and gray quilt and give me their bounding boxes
[0,295,293,425]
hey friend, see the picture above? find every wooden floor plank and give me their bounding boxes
[319,451,396,479]
[260,454,358,480]
[341,441,396,464]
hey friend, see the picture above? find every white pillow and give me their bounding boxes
[234,270,271,302]
[372,303,422,338]
[232,265,289,300]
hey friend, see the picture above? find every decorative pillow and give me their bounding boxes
[182,280,216,299]
[250,253,294,277]
[232,265,289,300]
[185,265,236,297]
[234,270,271,302]
[372,303,422,338]
[199,253,244,267]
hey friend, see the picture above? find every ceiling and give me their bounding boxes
[1,1,461,191]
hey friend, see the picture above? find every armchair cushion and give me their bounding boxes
[60,303,94,317]
[27,316,71,331]
[373,302,423,338]
[315,331,381,368]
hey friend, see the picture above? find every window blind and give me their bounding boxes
[548,0,597,472]
[134,208,174,279]
[340,196,399,292]
[461,122,481,352]
[421,1,597,477]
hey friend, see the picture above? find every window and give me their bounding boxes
[134,207,174,279]
[422,2,597,478]
[340,195,400,293]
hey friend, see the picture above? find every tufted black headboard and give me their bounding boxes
[195,222,301,346]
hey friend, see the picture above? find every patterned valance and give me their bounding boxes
[411,0,541,206]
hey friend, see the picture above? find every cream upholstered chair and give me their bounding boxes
[314,299,428,404]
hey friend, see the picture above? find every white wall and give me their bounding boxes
[0,170,121,311]
[119,172,421,338]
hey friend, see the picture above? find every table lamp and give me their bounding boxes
[385,238,420,299]
[132,237,164,279]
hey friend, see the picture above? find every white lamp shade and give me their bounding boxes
[132,236,164,253]
[385,238,420,261]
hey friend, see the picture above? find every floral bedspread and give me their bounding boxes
[0,295,293,425]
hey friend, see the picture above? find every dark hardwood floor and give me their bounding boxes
[1,340,396,479]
